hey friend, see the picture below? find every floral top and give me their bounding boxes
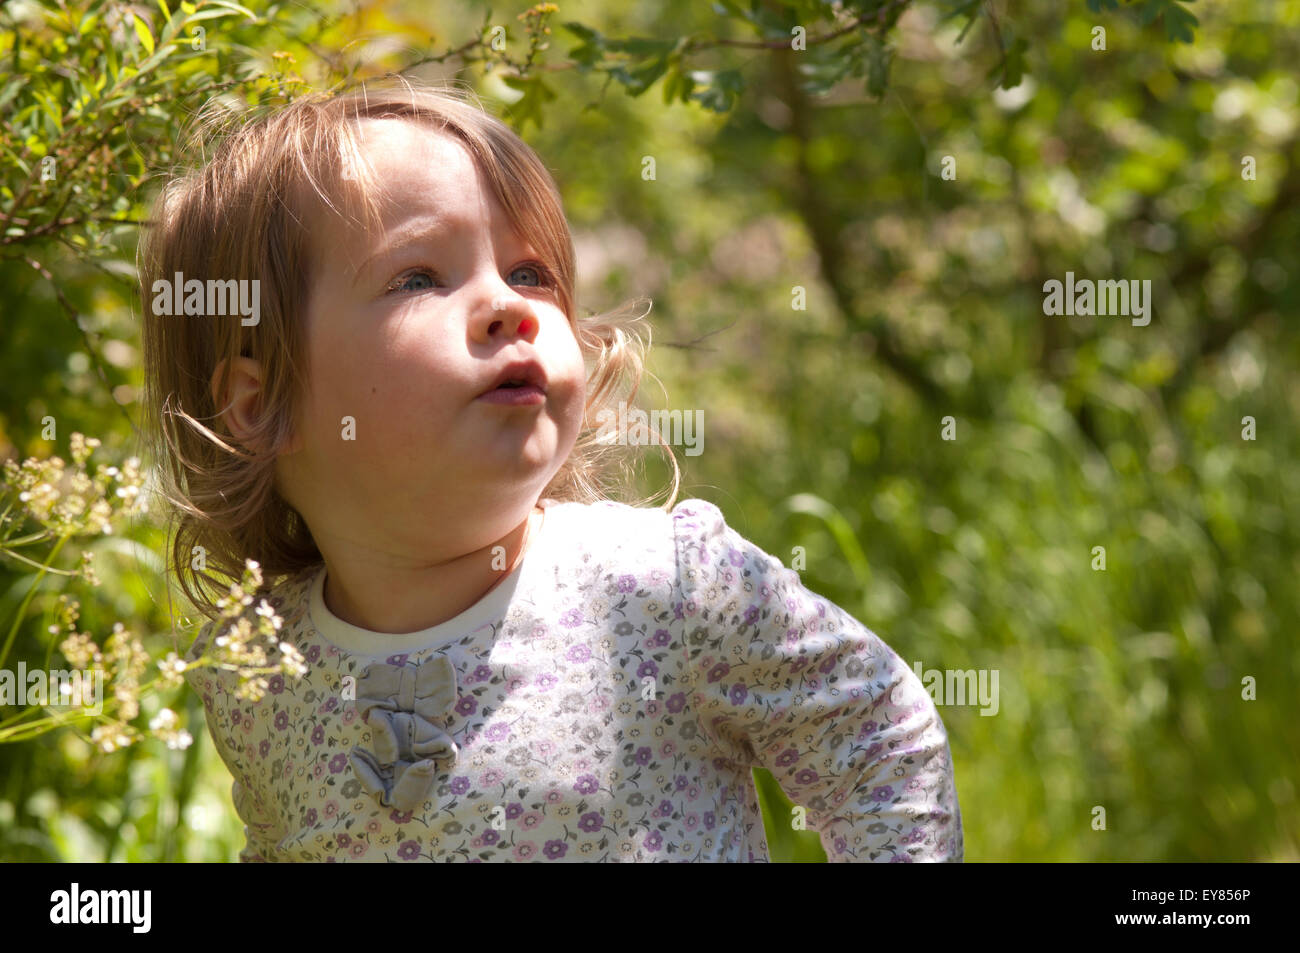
[184,498,964,862]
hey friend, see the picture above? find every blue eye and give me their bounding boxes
[387,269,439,294]
[509,263,553,287]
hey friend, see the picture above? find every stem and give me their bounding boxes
[0,533,70,672]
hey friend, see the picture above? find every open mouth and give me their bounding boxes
[481,359,548,399]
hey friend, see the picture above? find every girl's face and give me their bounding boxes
[277,118,585,558]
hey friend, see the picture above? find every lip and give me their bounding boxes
[478,359,548,403]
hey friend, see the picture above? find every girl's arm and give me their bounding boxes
[672,499,963,862]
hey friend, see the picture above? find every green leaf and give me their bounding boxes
[0,77,24,113]
[1162,3,1199,43]
[610,54,670,97]
[662,64,695,105]
[156,0,173,26]
[777,494,872,591]
[133,13,155,56]
[993,36,1029,90]
[864,35,892,99]
[500,74,556,131]
[201,0,258,19]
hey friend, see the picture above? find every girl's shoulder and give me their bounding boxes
[181,565,317,666]
[544,496,726,534]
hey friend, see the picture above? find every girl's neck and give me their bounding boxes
[318,505,544,636]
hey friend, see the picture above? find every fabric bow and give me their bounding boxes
[349,655,459,811]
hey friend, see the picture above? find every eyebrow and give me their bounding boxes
[351,218,451,287]
[349,216,541,289]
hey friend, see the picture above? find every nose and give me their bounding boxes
[470,277,539,344]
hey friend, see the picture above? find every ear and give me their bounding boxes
[211,356,278,453]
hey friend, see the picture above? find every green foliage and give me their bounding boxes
[4,0,1296,865]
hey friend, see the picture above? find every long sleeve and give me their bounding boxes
[671,499,963,862]
[184,620,285,863]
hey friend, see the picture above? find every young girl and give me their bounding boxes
[139,78,963,862]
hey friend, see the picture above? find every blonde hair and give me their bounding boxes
[139,76,679,622]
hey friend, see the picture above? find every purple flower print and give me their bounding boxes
[865,743,883,760]
[306,645,321,664]
[834,837,848,854]
[795,768,820,784]
[727,549,744,568]
[645,831,663,852]
[775,748,799,767]
[707,662,731,683]
[311,725,325,745]
[566,644,591,663]
[536,673,558,691]
[704,811,716,830]
[634,746,652,765]
[560,609,583,628]
[385,653,409,666]
[617,574,637,593]
[890,853,914,863]
[390,809,413,824]
[486,723,509,742]
[305,808,318,826]
[329,753,348,774]
[259,740,271,758]
[637,660,658,679]
[666,692,687,713]
[743,606,760,626]
[675,774,689,790]
[655,799,673,817]
[482,830,500,846]
[543,840,568,860]
[455,695,477,717]
[871,785,894,802]
[729,683,748,705]
[653,629,671,646]
[449,776,470,796]
[473,664,492,682]
[337,833,352,848]
[268,675,284,695]
[862,720,878,736]
[574,774,599,795]
[397,840,420,861]
[505,802,524,819]
[578,812,604,833]
[819,656,838,675]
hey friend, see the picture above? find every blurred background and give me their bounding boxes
[0,0,1296,861]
